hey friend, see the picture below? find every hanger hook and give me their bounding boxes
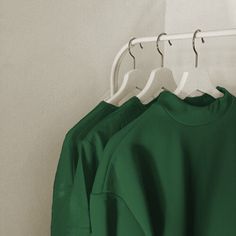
[128,37,143,70]
[156,33,172,67]
[192,29,205,68]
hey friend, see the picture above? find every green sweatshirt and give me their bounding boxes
[51,101,117,236]
[91,87,236,236]
[66,96,158,235]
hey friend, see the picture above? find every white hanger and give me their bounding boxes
[137,33,177,104]
[107,37,148,105]
[174,29,224,99]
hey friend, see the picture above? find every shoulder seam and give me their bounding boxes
[91,192,146,235]
[101,114,145,191]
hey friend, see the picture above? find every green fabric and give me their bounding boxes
[51,101,117,236]
[66,96,158,235]
[91,87,236,236]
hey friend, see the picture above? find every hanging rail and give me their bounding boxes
[110,28,236,95]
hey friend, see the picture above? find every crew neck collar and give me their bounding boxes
[156,87,234,126]
[100,100,119,110]
[114,96,160,111]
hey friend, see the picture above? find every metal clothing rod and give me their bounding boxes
[110,28,236,95]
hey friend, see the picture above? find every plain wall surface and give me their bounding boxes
[0,0,165,235]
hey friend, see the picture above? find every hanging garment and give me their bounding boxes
[66,96,159,235]
[51,101,117,236]
[90,87,236,236]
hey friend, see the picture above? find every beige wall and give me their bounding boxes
[0,0,165,235]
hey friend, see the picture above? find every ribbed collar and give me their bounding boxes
[156,87,234,126]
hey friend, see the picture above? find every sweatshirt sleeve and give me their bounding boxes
[51,133,78,236]
[65,141,93,234]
